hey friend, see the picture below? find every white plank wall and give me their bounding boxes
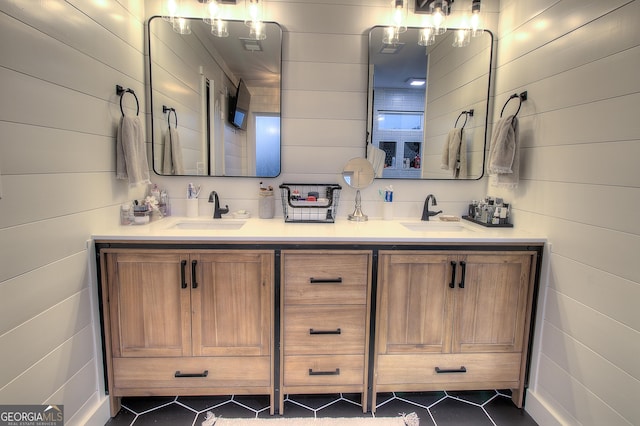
[491,0,640,424]
[0,1,146,425]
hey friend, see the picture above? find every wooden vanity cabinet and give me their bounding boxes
[279,250,372,414]
[373,250,536,411]
[100,249,274,416]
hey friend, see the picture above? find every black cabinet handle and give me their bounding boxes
[458,261,466,289]
[308,368,340,376]
[435,366,467,374]
[175,370,208,378]
[180,260,187,289]
[191,260,198,288]
[449,261,457,289]
[309,328,342,335]
[309,277,342,284]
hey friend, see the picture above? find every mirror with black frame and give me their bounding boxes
[367,26,493,180]
[148,17,282,177]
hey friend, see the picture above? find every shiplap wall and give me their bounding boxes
[491,1,640,424]
[0,1,146,424]
[15,1,625,426]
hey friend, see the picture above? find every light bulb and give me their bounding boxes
[162,0,178,22]
[452,28,471,47]
[212,18,228,37]
[470,0,483,36]
[391,0,407,34]
[250,21,266,40]
[418,27,435,46]
[382,26,400,45]
[172,17,191,34]
[204,1,220,25]
[429,0,448,35]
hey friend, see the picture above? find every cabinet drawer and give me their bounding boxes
[284,305,366,355]
[283,253,369,305]
[112,356,271,389]
[376,353,522,386]
[283,355,365,386]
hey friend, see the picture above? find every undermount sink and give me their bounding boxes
[169,219,246,230]
[400,221,470,232]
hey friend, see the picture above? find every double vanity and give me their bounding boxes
[94,217,544,417]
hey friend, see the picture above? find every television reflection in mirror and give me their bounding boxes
[228,79,251,130]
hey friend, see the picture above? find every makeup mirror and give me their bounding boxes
[342,157,375,221]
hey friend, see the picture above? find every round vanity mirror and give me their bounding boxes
[342,157,375,221]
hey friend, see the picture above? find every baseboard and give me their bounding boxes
[65,394,111,426]
[525,390,573,426]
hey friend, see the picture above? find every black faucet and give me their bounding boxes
[208,191,229,219]
[421,194,443,221]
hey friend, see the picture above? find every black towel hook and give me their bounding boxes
[116,85,139,117]
[500,91,527,118]
[163,105,178,128]
[455,109,474,130]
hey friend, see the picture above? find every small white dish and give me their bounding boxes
[233,211,251,219]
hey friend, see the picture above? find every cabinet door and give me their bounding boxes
[452,253,532,353]
[108,252,192,357]
[377,253,454,354]
[191,251,273,357]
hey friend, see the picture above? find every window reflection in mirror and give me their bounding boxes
[148,17,282,177]
[368,26,493,180]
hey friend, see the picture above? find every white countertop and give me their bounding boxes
[93,216,546,244]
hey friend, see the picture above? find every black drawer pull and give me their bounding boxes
[175,370,208,378]
[458,261,466,289]
[449,261,457,289]
[308,368,340,376]
[309,328,342,335]
[435,366,467,374]
[180,260,187,289]
[309,277,343,284]
[191,260,198,289]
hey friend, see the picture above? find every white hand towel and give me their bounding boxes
[457,129,468,179]
[441,128,464,178]
[367,143,385,178]
[116,116,151,187]
[162,127,184,175]
[488,115,520,188]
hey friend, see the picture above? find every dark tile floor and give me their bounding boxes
[105,391,538,425]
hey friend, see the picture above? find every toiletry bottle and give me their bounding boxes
[159,189,170,216]
[120,203,132,225]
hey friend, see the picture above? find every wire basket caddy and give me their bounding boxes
[279,183,342,223]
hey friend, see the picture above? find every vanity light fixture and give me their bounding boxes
[452,28,471,47]
[429,0,450,35]
[162,0,179,22]
[470,0,483,37]
[414,0,451,35]
[173,16,192,34]
[162,0,191,34]
[383,0,408,45]
[202,0,229,37]
[417,26,435,46]
[245,0,267,40]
